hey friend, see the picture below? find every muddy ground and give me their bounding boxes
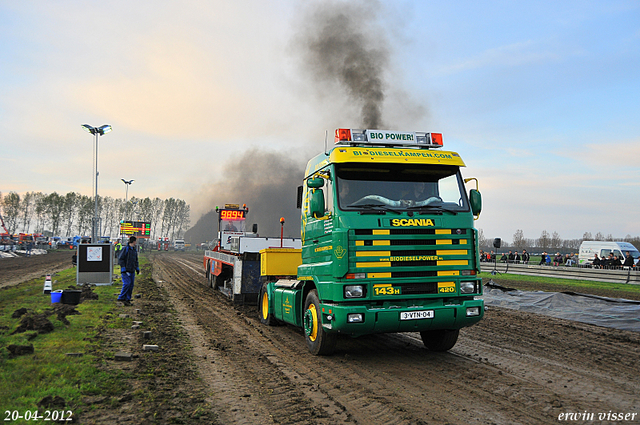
[0,250,73,289]
[146,252,640,425]
[79,262,217,424]
[5,251,638,424]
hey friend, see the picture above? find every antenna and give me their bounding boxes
[324,130,328,156]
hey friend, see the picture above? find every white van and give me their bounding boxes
[174,239,185,251]
[578,241,640,265]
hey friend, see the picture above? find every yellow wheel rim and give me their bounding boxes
[262,291,269,320]
[308,304,318,342]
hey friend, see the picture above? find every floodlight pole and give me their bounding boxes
[82,124,112,243]
[93,131,99,242]
[125,183,129,221]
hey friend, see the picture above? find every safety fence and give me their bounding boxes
[480,262,640,284]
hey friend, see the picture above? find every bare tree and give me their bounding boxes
[33,192,47,233]
[476,228,487,247]
[582,231,592,241]
[62,192,79,237]
[537,230,550,249]
[175,201,190,238]
[20,192,35,233]
[562,238,580,250]
[550,231,562,249]
[1,192,21,233]
[77,195,94,236]
[2,190,189,240]
[513,229,526,249]
[594,232,604,241]
[45,192,65,236]
[151,198,164,239]
[138,197,154,222]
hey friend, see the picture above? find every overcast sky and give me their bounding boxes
[1,0,638,242]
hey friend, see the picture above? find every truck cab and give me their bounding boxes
[260,129,484,355]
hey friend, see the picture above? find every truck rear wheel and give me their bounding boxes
[259,283,278,326]
[420,329,459,352]
[303,290,336,356]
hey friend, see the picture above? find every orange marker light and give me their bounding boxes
[335,128,351,143]
[431,133,443,146]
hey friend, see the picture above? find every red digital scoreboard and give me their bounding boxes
[120,221,151,238]
[219,210,246,220]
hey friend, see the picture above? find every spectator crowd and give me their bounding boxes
[479,250,638,269]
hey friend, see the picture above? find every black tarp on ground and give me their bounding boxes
[482,281,640,332]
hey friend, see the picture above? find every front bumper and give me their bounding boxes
[319,298,484,336]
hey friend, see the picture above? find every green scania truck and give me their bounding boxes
[259,128,484,355]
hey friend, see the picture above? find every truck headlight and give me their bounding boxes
[347,313,364,323]
[460,281,477,294]
[466,307,481,317]
[344,285,364,298]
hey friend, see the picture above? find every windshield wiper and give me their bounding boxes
[407,205,460,215]
[347,203,403,215]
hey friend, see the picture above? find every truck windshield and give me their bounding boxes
[336,163,469,212]
[221,220,245,232]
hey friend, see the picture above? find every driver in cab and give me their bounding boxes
[400,182,429,205]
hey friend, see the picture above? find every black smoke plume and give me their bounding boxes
[187,1,400,243]
[296,0,389,128]
[185,149,303,244]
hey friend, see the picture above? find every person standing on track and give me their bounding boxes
[117,236,140,306]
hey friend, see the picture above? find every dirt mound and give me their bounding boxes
[52,304,81,325]
[38,395,66,409]
[11,312,54,334]
[65,284,98,303]
[11,307,28,318]
[79,284,99,302]
[7,344,34,357]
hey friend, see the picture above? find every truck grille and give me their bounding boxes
[350,228,474,285]
[398,282,439,295]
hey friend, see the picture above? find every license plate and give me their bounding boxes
[400,310,434,320]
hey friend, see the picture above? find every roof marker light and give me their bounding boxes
[335,128,351,143]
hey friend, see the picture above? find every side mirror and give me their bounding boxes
[493,238,501,249]
[469,189,482,217]
[296,186,303,209]
[307,178,324,189]
[309,189,325,219]
[252,224,258,233]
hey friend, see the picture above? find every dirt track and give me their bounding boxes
[150,252,640,424]
[0,251,73,289]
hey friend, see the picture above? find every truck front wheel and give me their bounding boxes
[303,290,336,356]
[420,329,459,352]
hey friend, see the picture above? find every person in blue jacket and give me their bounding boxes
[117,236,139,306]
